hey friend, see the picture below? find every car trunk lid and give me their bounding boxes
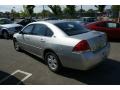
[70,31,107,52]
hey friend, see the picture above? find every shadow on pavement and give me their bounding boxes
[22,50,120,85]
[0,71,24,85]
[58,59,120,85]
[22,50,47,65]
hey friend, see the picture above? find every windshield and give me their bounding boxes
[0,19,12,24]
[55,22,89,36]
[87,18,95,22]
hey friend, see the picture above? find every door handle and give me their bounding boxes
[40,39,45,42]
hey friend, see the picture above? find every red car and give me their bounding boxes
[86,21,120,40]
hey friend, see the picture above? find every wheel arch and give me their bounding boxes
[43,48,62,64]
[43,49,57,59]
[1,28,8,33]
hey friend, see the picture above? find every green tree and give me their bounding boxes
[63,5,76,18]
[20,5,35,18]
[77,8,86,13]
[95,5,106,13]
[26,5,35,18]
[87,9,95,13]
[41,10,52,18]
[48,5,62,17]
[20,10,27,18]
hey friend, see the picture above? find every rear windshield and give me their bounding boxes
[55,22,89,36]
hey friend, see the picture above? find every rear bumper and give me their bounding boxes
[59,43,110,70]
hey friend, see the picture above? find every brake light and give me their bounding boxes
[73,40,90,52]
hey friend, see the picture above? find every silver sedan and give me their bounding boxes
[13,20,110,72]
[0,24,23,39]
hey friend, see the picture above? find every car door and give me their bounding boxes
[27,24,53,57]
[95,22,107,32]
[18,24,34,52]
[106,22,120,39]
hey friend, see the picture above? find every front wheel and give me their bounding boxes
[2,31,9,39]
[45,52,62,73]
[13,40,21,51]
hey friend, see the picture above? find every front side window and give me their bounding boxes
[32,24,46,36]
[32,24,53,37]
[22,25,34,34]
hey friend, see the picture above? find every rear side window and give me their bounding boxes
[55,22,89,36]
[45,28,53,37]
[107,23,117,28]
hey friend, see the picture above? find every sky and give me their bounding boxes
[0,5,111,13]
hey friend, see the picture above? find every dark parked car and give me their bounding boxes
[44,17,59,20]
[17,19,36,26]
[79,17,96,25]
[86,21,120,40]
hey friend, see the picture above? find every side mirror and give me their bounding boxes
[19,31,24,34]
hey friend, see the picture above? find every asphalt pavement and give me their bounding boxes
[0,39,120,85]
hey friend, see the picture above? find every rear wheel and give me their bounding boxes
[13,40,21,51]
[45,52,62,73]
[2,31,9,39]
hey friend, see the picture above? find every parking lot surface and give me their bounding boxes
[0,39,120,85]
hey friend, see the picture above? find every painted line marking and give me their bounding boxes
[0,70,32,85]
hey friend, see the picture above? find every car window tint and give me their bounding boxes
[15,26,23,32]
[117,23,120,28]
[55,22,89,36]
[32,24,53,37]
[45,27,53,37]
[107,23,117,28]
[32,24,46,36]
[22,25,34,34]
[0,19,12,24]
[4,19,12,24]
[87,18,95,22]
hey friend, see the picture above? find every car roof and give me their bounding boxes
[81,17,95,19]
[32,20,81,25]
[86,20,117,26]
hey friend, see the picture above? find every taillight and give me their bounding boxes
[72,40,90,52]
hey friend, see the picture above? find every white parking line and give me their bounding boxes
[0,70,32,84]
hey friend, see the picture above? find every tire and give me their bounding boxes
[2,31,9,39]
[13,40,21,52]
[45,52,62,73]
